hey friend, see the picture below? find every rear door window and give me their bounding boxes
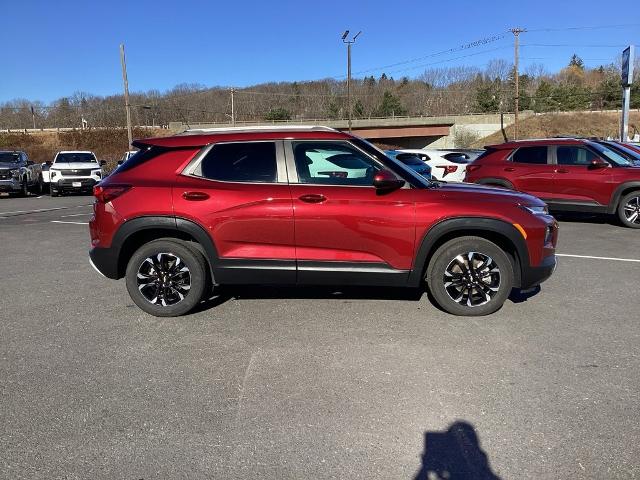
[511,146,548,164]
[198,142,277,183]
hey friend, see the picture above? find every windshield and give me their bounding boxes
[589,142,633,167]
[0,152,21,163]
[604,143,640,162]
[396,154,425,166]
[352,137,431,188]
[55,152,97,163]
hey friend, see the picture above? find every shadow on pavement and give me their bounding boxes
[414,421,501,480]
[207,284,425,304]
[509,285,541,303]
[552,211,618,226]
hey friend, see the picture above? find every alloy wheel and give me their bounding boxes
[623,196,640,225]
[443,252,501,307]
[136,252,191,306]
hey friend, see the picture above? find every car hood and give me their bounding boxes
[51,162,100,170]
[434,182,545,206]
[0,162,21,169]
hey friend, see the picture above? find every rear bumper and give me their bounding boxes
[89,246,120,279]
[521,254,556,289]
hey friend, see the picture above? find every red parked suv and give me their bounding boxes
[89,126,557,317]
[465,138,640,228]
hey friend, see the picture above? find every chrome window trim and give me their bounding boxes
[181,140,287,184]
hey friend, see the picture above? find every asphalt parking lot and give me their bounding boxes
[1,194,639,479]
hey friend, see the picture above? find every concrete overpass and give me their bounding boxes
[169,112,531,148]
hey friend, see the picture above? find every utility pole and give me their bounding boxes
[620,45,635,141]
[230,88,236,126]
[341,30,362,133]
[30,106,36,129]
[119,43,133,148]
[510,28,525,140]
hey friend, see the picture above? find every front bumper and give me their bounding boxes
[52,178,98,191]
[0,179,21,192]
[89,246,120,279]
[521,254,557,289]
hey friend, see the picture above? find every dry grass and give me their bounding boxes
[477,111,640,146]
[0,128,170,167]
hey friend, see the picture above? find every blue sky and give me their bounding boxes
[0,0,637,103]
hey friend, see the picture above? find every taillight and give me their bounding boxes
[93,184,131,203]
[436,165,458,177]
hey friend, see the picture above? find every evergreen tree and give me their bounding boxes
[374,91,406,117]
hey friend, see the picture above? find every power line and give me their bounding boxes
[526,23,640,32]
[334,33,509,78]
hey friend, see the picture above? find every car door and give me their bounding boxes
[285,139,416,285]
[505,146,555,198]
[551,145,613,206]
[173,140,296,283]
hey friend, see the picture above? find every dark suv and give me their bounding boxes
[89,127,557,317]
[465,138,640,228]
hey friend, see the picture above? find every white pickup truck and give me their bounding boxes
[43,151,105,196]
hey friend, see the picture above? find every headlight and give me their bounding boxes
[519,205,549,215]
[50,170,58,178]
[92,170,102,178]
[10,168,20,179]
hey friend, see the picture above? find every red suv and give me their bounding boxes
[89,127,557,317]
[465,138,640,228]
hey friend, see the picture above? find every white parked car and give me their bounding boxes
[398,149,481,182]
[44,151,105,196]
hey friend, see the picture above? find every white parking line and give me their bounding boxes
[50,220,89,225]
[557,253,640,263]
[60,213,92,218]
[0,207,69,217]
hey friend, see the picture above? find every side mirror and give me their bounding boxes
[45,160,52,165]
[99,160,106,166]
[373,170,405,191]
[117,160,123,166]
[589,158,608,169]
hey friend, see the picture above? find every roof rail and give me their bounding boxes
[180,125,338,135]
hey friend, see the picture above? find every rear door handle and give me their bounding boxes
[555,169,568,174]
[504,167,515,172]
[182,191,210,201]
[299,194,326,204]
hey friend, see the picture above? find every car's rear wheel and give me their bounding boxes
[426,236,514,316]
[617,192,640,229]
[125,239,207,317]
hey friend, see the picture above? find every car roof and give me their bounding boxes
[56,150,96,154]
[485,138,590,149]
[135,127,352,148]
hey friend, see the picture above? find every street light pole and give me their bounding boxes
[342,30,361,133]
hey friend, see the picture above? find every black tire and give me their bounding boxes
[19,178,29,197]
[125,239,207,317]
[50,186,59,197]
[617,191,640,229]
[426,236,514,316]
[30,176,44,195]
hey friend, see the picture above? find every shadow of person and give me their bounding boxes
[414,421,501,480]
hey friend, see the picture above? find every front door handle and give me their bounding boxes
[299,194,326,204]
[555,169,569,174]
[504,167,515,172]
[182,191,210,201]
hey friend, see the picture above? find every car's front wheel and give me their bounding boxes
[617,191,640,229]
[426,236,514,316]
[125,239,207,317]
